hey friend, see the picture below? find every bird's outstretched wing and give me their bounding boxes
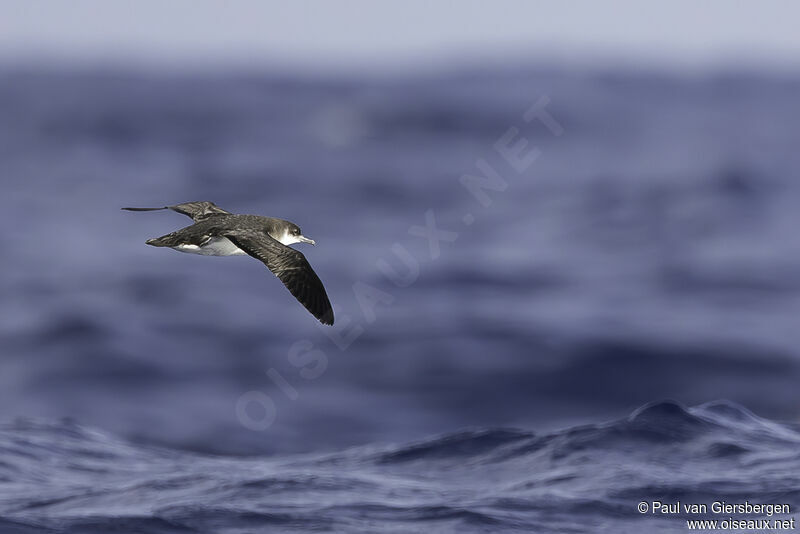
[224,229,334,325]
[122,201,231,222]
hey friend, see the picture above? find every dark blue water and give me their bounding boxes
[1,66,800,532]
[1,401,799,533]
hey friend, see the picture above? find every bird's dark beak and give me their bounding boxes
[299,235,316,245]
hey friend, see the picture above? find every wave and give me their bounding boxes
[1,401,798,533]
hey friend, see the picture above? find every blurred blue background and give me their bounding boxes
[1,3,800,532]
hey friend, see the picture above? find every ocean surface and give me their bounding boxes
[1,401,799,533]
[1,65,800,532]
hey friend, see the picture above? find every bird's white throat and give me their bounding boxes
[279,231,304,246]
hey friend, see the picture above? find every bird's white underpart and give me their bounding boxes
[174,237,246,256]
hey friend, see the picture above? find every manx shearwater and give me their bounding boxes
[123,201,334,325]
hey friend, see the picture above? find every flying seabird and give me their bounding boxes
[123,201,334,325]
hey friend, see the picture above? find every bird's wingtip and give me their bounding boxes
[319,311,335,326]
[122,206,169,212]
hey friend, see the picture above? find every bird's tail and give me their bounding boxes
[145,233,180,247]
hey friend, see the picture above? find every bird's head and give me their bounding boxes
[278,222,315,246]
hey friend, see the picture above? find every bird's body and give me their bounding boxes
[123,202,334,325]
[145,214,308,253]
